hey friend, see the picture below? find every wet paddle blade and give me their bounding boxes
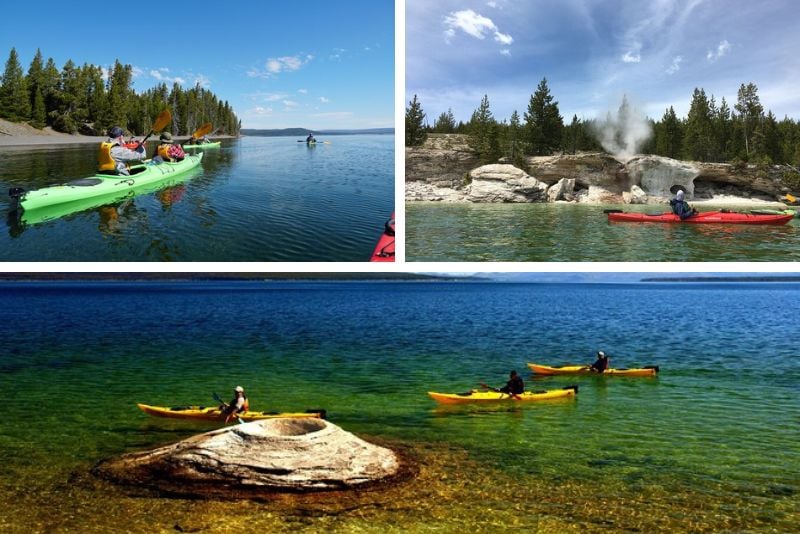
[192,122,213,139]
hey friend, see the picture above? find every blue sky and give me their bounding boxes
[0,0,394,129]
[406,0,800,124]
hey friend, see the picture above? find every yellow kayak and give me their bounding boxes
[527,362,659,377]
[428,385,578,405]
[137,403,326,422]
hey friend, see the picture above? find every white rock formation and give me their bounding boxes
[96,418,400,494]
[547,178,576,202]
[626,155,699,198]
[466,164,549,202]
[623,185,648,204]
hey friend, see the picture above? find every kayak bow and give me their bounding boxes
[370,212,395,262]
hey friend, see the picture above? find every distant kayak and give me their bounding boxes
[9,153,203,213]
[183,141,221,150]
[528,363,659,377]
[370,212,395,262]
[428,385,578,405]
[607,210,794,225]
[137,403,326,422]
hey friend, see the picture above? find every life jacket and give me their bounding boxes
[157,144,171,160]
[242,397,250,411]
[98,141,119,172]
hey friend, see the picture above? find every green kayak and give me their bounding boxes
[183,141,221,150]
[9,153,203,213]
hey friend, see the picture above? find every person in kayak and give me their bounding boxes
[220,386,249,423]
[98,126,146,175]
[482,370,524,396]
[670,190,697,219]
[306,133,316,144]
[589,351,609,373]
[154,132,185,163]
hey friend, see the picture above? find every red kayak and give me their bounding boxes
[370,212,395,262]
[608,210,794,225]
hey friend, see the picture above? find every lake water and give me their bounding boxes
[406,202,800,261]
[0,135,394,261]
[0,280,797,532]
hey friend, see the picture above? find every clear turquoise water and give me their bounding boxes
[0,135,394,261]
[406,203,800,261]
[0,281,797,531]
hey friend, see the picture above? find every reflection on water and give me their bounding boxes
[1,136,394,260]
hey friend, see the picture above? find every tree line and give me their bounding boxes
[406,78,800,167]
[0,47,240,137]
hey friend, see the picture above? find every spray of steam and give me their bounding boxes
[593,95,652,162]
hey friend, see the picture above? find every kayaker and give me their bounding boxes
[483,370,524,396]
[98,126,146,176]
[589,351,609,373]
[155,132,185,163]
[198,135,211,144]
[220,386,249,423]
[306,133,316,144]
[670,190,697,219]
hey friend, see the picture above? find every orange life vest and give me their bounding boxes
[157,144,171,160]
[98,142,118,172]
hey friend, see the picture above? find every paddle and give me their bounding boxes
[603,209,623,214]
[213,392,245,424]
[479,382,521,400]
[183,122,213,146]
[785,193,797,203]
[297,139,331,144]
[137,109,172,149]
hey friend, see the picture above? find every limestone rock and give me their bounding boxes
[466,164,549,202]
[405,134,479,189]
[526,153,623,188]
[405,180,467,202]
[626,155,700,198]
[623,185,648,204]
[95,418,401,496]
[547,178,576,202]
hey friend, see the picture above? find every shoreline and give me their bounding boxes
[0,133,236,148]
[406,196,791,208]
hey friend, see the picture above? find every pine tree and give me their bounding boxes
[468,94,500,164]
[524,78,563,155]
[26,49,45,127]
[107,60,133,129]
[0,48,31,122]
[655,106,683,159]
[735,82,763,159]
[683,88,713,161]
[405,94,427,146]
[433,108,456,133]
[714,97,733,161]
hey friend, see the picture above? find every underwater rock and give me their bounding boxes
[95,418,400,496]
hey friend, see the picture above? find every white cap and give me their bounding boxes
[676,190,685,200]
[598,351,606,357]
[235,386,244,393]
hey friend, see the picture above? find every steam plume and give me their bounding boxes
[593,95,652,162]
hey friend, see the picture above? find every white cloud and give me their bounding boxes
[282,100,299,108]
[443,9,512,48]
[252,106,273,115]
[311,111,355,120]
[487,1,498,7]
[707,40,731,61]
[666,55,683,74]
[131,66,143,78]
[622,50,641,63]
[193,74,211,88]
[248,54,314,78]
[149,69,185,84]
[298,89,308,94]
[319,97,330,103]
[500,49,511,57]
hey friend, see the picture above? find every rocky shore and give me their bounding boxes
[406,134,795,207]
